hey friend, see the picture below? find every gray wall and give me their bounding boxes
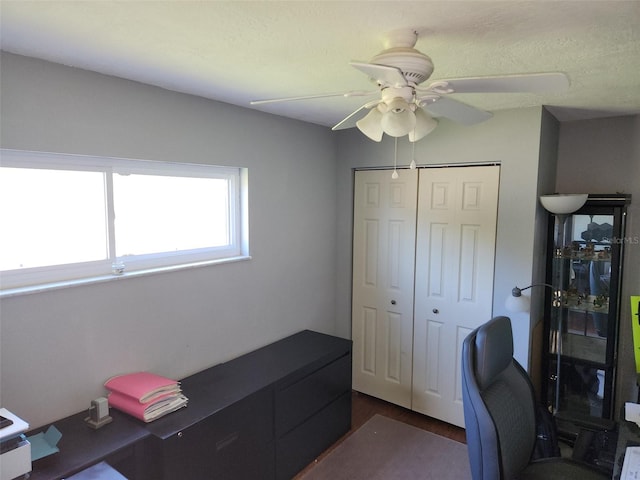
[528,108,561,393]
[4,50,634,430]
[556,114,640,418]
[334,106,556,370]
[0,53,340,428]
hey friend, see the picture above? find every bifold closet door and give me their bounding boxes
[351,169,418,408]
[411,166,499,427]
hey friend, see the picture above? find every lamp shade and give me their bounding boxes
[409,108,438,142]
[505,292,531,313]
[356,108,384,142]
[381,98,416,137]
[539,194,588,214]
[505,283,553,313]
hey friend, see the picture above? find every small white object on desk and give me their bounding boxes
[621,446,640,479]
[85,397,113,429]
[0,408,29,441]
[626,402,640,428]
[0,408,31,480]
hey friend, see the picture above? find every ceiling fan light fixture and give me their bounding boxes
[379,97,415,137]
[386,97,409,113]
[356,108,384,142]
[408,108,438,142]
[252,29,572,134]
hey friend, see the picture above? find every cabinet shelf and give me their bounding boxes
[554,252,613,261]
[548,333,608,364]
[547,354,611,370]
[552,298,610,314]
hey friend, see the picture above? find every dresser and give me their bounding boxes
[26,330,352,480]
[145,329,353,480]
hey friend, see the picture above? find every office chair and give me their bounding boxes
[461,316,608,479]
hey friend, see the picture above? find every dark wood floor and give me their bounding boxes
[294,390,466,478]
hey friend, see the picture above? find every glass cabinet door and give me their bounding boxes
[544,195,629,422]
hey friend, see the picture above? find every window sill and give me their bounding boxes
[0,255,251,299]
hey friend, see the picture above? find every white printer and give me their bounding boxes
[0,408,30,480]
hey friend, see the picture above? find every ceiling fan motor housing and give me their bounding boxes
[371,47,434,86]
[380,86,415,109]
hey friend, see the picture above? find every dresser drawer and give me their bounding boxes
[276,391,351,480]
[158,390,274,480]
[275,353,351,437]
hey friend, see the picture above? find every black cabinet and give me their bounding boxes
[27,330,351,480]
[274,353,352,479]
[542,194,630,423]
[145,330,352,480]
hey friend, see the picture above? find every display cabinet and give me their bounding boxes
[542,194,630,423]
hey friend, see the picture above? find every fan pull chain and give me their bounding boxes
[391,137,399,179]
[410,136,416,169]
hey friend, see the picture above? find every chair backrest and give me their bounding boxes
[461,316,538,480]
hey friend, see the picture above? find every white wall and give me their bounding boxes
[556,114,640,419]
[0,53,340,428]
[334,107,554,370]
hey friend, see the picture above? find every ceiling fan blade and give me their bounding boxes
[332,99,381,131]
[350,61,407,88]
[424,97,493,126]
[435,72,569,94]
[250,90,376,105]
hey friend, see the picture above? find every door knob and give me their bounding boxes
[432,308,439,314]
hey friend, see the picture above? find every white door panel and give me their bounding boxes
[352,169,418,408]
[412,166,499,427]
[352,166,499,425]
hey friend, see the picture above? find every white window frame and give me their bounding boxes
[0,149,249,294]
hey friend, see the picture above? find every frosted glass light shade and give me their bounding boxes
[381,108,416,137]
[540,194,588,214]
[409,108,438,142]
[356,108,384,142]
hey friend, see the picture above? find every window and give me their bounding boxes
[0,149,248,291]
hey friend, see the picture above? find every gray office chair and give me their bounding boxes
[461,316,608,480]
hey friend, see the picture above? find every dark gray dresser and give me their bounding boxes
[144,329,352,479]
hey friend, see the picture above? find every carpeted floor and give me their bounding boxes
[300,414,472,479]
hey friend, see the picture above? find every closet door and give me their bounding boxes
[412,166,499,427]
[351,169,418,408]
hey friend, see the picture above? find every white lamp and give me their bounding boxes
[357,98,438,142]
[506,286,531,313]
[356,108,384,142]
[409,108,438,142]
[538,193,588,414]
[505,284,553,313]
[380,98,416,137]
[539,194,588,215]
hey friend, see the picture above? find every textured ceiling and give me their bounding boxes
[1,1,639,128]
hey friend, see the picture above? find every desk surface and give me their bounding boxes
[27,409,149,480]
[145,329,351,440]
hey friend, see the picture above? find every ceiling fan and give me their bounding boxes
[251,29,570,142]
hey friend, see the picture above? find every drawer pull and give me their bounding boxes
[216,431,239,451]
